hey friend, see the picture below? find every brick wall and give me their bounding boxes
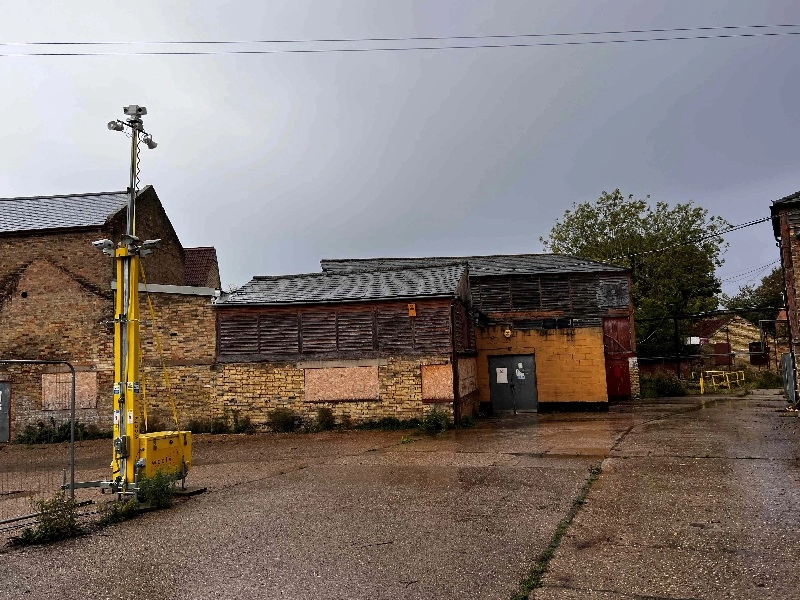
[212,356,453,427]
[628,357,641,400]
[476,326,608,405]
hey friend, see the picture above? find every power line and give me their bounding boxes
[720,260,779,283]
[2,23,798,47]
[608,216,771,262]
[2,30,800,57]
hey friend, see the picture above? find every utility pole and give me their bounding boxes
[96,106,160,493]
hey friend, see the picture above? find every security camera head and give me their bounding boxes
[92,239,114,251]
[123,105,147,117]
[107,121,124,131]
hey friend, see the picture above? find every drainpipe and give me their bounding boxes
[450,300,461,427]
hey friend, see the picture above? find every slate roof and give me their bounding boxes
[321,253,626,276]
[184,247,220,288]
[217,263,468,306]
[773,190,800,206]
[0,191,130,234]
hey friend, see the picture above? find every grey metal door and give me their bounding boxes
[0,382,9,443]
[488,355,537,411]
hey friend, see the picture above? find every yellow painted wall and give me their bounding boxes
[476,326,608,405]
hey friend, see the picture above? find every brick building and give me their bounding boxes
[771,191,800,401]
[214,264,479,424]
[322,255,638,412]
[0,187,221,442]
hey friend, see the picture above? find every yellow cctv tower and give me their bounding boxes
[94,106,191,496]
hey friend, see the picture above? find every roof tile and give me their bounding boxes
[0,191,130,234]
[217,264,467,306]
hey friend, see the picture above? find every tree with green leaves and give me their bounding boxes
[721,266,784,330]
[541,189,730,355]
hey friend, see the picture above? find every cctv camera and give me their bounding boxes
[92,239,114,250]
[123,105,147,116]
[107,121,124,131]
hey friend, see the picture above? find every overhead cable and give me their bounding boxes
[2,23,798,47]
[2,30,800,57]
[608,216,771,262]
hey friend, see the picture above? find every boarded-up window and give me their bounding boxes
[422,364,454,400]
[458,358,478,397]
[42,372,97,410]
[305,366,379,401]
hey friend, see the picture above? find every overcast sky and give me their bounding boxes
[2,1,799,294]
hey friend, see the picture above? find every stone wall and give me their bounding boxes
[628,357,641,401]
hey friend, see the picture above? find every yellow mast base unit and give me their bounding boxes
[138,431,192,479]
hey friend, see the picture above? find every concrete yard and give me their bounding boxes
[1,392,798,599]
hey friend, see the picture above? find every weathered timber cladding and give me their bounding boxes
[472,273,629,326]
[453,300,475,353]
[216,299,458,361]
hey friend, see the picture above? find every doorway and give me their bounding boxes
[488,355,537,412]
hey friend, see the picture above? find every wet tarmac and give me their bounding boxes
[1,391,797,599]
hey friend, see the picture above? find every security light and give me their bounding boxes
[107,121,124,132]
[140,238,162,257]
[142,135,157,150]
[92,238,115,256]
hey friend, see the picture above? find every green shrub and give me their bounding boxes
[268,408,300,433]
[98,497,139,525]
[460,415,477,428]
[640,373,687,398]
[137,470,176,509]
[14,418,111,445]
[16,491,82,545]
[185,417,231,434]
[232,411,255,434]
[420,409,452,433]
[315,407,335,431]
[750,370,783,389]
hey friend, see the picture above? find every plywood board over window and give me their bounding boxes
[305,366,379,402]
[42,372,97,410]
[422,364,454,401]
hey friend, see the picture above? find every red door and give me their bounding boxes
[603,317,635,400]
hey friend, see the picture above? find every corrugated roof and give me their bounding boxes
[0,191,129,234]
[321,253,626,276]
[217,263,467,306]
[184,247,219,287]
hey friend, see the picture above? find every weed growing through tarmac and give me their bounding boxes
[511,465,601,600]
[420,409,452,433]
[98,497,139,526]
[136,471,177,509]
[13,491,82,546]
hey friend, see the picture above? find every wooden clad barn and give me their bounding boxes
[322,254,638,412]
[214,264,479,423]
